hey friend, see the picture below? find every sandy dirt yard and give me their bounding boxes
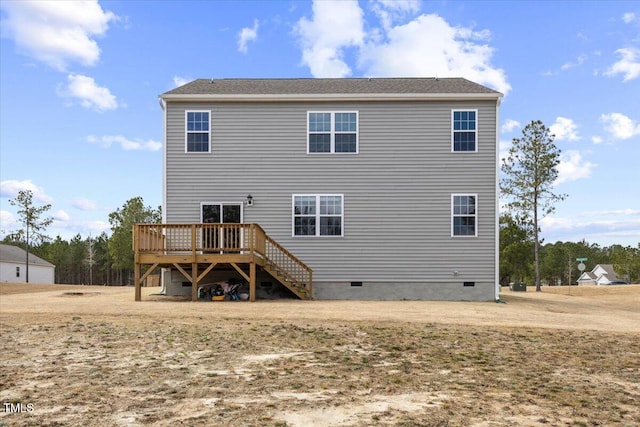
[1,283,638,426]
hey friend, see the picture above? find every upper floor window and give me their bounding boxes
[452,194,477,237]
[308,111,358,153]
[186,111,210,152]
[452,110,477,152]
[293,194,344,237]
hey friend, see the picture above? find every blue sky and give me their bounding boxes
[1,0,638,247]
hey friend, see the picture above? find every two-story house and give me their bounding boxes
[134,78,502,302]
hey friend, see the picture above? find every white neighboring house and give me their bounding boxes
[576,264,622,286]
[0,244,55,284]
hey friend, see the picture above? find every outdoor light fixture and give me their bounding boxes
[246,194,254,206]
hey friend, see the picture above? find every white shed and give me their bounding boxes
[0,244,55,284]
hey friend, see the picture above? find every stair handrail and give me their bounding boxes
[263,232,313,294]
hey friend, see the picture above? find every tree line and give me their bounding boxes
[3,195,160,285]
[499,120,638,286]
[4,119,639,286]
[6,193,637,287]
[500,213,640,286]
[7,211,637,286]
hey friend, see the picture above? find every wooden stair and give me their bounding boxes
[262,234,312,300]
[264,261,311,300]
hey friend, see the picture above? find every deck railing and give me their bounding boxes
[135,225,166,253]
[133,223,311,295]
[134,223,262,255]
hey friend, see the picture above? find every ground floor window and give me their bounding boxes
[452,194,477,237]
[293,194,343,237]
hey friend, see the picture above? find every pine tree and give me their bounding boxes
[8,190,53,283]
[501,120,567,291]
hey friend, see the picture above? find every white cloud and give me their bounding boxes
[0,180,53,204]
[600,112,640,140]
[60,74,118,112]
[604,48,640,82]
[622,12,638,24]
[0,211,17,232]
[370,0,420,30]
[591,135,603,144]
[53,210,70,221]
[560,54,587,71]
[591,209,640,216]
[498,139,512,164]
[237,19,259,54]
[540,212,640,247]
[88,135,162,151]
[83,220,110,234]
[539,216,573,231]
[358,14,511,95]
[49,218,111,238]
[173,76,191,88]
[576,32,589,42]
[550,117,580,141]
[501,119,520,133]
[294,0,365,77]
[375,0,420,13]
[72,198,98,211]
[555,150,596,185]
[0,0,117,71]
[540,216,640,235]
[293,2,510,93]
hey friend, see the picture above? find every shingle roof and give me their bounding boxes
[162,77,501,97]
[595,264,617,278]
[578,272,596,281]
[0,244,55,267]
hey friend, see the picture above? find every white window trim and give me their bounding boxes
[292,194,344,237]
[451,109,478,153]
[199,201,245,254]
[200,202,244,223]
[307,111,359,154]
[451,193,478,237]
[185,110,211,153]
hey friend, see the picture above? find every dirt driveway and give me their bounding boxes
[1,283,638,426]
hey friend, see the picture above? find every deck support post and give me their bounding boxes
[250,261,256,302]
[134,262,141,302]
[191,262,198,302]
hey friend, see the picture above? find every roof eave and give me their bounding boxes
[159,92,502,102]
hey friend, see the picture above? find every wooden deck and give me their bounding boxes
[133,223,313,301]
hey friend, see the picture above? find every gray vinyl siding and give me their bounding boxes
[164,100,498,300]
